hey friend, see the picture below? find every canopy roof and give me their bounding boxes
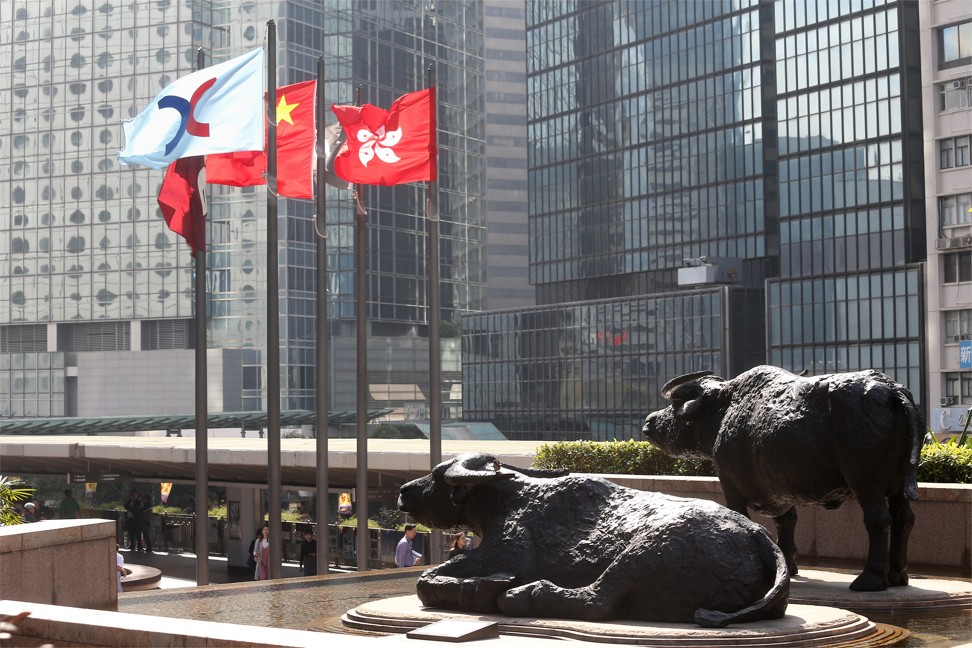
[0,409,394,436]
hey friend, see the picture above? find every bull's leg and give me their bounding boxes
[850,494,891,591]
[772,507,799,577]
[416,553,517,613]
[887,493,914,587]
[720,481,750,518]
[498,544,649,621]
[498,578,622,621]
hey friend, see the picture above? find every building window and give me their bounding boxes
[944,309,972,343]
[944,372,972,406]
[939,78,972,111]
[938,21,972,69]
[943,250,972,284]
[940,136,971,169]
[940,193,972,227]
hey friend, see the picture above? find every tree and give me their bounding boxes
[0,476,34,526]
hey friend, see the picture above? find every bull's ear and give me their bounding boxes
[677,398,702,420]
[450,485,475,505]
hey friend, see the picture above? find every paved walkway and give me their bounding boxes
[118,548,336,588]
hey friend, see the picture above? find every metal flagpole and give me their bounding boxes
[266,20,283,579]
[314,56,330,578]
[354,84,370,573]
[193,47,210,586]
[425,64,442,565]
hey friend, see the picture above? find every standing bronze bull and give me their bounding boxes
[642,365,924,591]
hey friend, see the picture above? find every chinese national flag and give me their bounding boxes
[331,88,436,186]
[206,79,316,199]
[158,155,206,255]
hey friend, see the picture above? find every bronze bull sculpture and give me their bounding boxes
[398,452,789,627]
[643,365,923,592]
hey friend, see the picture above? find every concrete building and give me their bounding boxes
[462,0,930,441]
[484,0,534,311]
[0,0,509,425]
[918,1,972,437]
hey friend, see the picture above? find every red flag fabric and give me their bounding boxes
[331,88,436,186]
[205,150,264,187]
[205,79,317,199]
[158,155,206,256]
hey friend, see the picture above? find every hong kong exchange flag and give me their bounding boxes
[206,80,349,198]
[331,88,437,186]
[118,48,264,169]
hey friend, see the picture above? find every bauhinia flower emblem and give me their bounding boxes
[356,124,402,167]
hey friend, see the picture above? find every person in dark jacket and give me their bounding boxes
[138,494,154,553]
[448,532,467,559]
[124,490,141,551]
[299,529,318,577]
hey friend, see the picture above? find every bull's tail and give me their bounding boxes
[693,540,789,628]
[898,390,923,501]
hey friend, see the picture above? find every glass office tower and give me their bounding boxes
[462,0,927,441]
[766,1,925,395]
[1,0,486,420]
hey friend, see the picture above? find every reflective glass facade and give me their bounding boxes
[526,0,777,304]
[767,0,925,393]
[463,287,764,440]
[462,0,927,441]
[2,0,486,417]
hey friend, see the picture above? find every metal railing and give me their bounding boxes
[90,509,449,568]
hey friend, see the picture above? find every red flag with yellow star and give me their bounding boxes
[205,79,316,199]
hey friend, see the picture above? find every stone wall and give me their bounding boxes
[601,476,972,571]
[0,519,117,609]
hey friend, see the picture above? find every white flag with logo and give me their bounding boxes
[118,48,265,169]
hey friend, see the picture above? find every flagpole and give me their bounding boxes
[354,84,369,573]
[266,19,283,579]
[314,55,330,578]
[193,47,210,587]
[425,64,442,566]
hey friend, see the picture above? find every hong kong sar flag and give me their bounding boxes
[331,88,437,186]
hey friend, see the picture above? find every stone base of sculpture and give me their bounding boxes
[789,569,972,613]
[341,596,909,646]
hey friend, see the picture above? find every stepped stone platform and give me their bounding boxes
[340,596,908,646]
[790,569,972,613]
[121,563,162,592]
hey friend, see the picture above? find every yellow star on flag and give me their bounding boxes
[276,94,299,125]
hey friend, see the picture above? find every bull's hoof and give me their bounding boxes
[849,571,889,592]
[888,569,909,587]
[497,582,537,616]
[786,561,799,577]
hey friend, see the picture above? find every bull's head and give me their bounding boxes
[398,452,567,530]
[642,370,724,458]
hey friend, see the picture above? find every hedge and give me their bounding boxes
[533,440,714,477]
[533,440,972,485]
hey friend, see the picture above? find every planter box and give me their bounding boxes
[0,519,118,609]
[598,475,972,572]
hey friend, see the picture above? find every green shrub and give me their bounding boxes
[534,439,971,484]
[533,440,714,477]
[918,443,972,484]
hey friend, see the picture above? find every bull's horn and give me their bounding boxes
[444,454,516,485]
[661,370,713,400]
[502,463,569,478]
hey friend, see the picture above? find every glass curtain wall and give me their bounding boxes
[766,0,926,396]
